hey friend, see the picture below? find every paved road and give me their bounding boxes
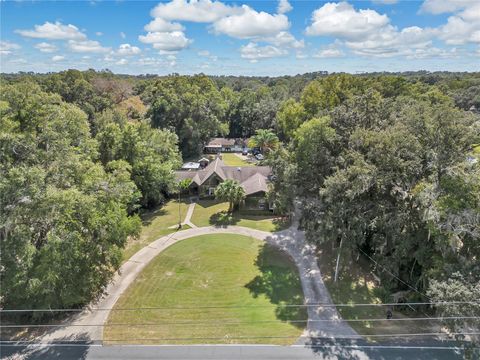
[2,343,475,360]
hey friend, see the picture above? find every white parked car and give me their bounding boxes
[255,154,264,160]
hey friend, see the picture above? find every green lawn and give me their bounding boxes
[191,199,289,232]
[122,200,190,261]
[221,153,255,167]
[104,234,306,345]
[317,244,440,339]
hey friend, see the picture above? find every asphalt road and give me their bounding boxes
[2,342,477,360]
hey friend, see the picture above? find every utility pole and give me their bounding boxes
[178,186,182,229]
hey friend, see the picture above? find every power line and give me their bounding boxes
[1,301,478,312]
[2,332,478,343]
[102,332,480,341]
[2,316,478,328]
[1,343,478,351]
[357,247,431,301]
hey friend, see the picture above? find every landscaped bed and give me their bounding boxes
[191,199,289,232]
[104,234,306,345]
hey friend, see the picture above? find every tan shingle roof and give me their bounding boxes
[240,172,269,195]
[174,171,197,181]
[190,157,226,185]
[175,157,271,195]
[206,138,236,147]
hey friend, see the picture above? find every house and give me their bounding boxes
[175,156,272,210]
[203,138,250,153]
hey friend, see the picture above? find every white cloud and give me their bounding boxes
[262,31,304,49]
[198,49,218,62]
[137,57,162,66]
[214,5,290,39]
[15,21,86,40]
[68,39,110,53]
[420,0,472,15]
[51,55,65,62]
[306,2,389,40]
[139,31,192,51]
[144,17,184,32]
[434,3,480,45]
[151,0,242,23]
[346,26,433,57]
[0,41,21,55]
[404,46,460,59]
[120,32,126,39]
[117,43,141,55]
[34,42,57,53]
[277,0,293,14]
[314,47,345,58]
[116,58,128,65]
[240,42,287,62]
[96,32,103,36]
[143,1,301,58]
[306,2,436,58]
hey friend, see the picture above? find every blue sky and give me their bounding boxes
[1,0,479,75]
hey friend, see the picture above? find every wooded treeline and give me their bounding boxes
[268,73,480,337]
[1,70,479,330]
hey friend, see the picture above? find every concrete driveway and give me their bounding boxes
[20,213,358,345]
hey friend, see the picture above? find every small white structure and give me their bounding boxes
[181,162,200,170]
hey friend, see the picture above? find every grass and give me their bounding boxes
[220,153,255,167]
[104,234,306,345]
[122,200,190,261]
[473,144,480,154]
[191,199,289,232]
[317,244,441,339]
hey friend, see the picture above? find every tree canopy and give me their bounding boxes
[270,74,480,319]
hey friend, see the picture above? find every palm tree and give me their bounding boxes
[215,179,246,213]
[248,129,279,154]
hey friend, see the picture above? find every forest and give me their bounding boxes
[1,70,479,336]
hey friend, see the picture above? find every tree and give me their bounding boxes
[292,116,338,193]
[277,98,307,141]
[0,82,141,311]
[96,118,181,208]
[215,180,245,213]
[279,78,480,300]
[142,75,227,157]
[249,129,279,154]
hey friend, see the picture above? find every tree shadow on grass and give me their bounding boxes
[141,208,167,227]
[140,198,190,227]
[245,244,307,329]
[209,211,240,228]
